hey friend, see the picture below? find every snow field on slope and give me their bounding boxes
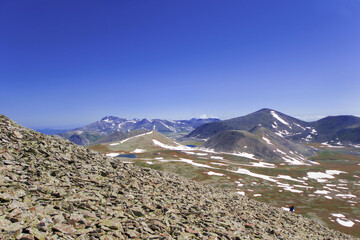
[270,110,291,128]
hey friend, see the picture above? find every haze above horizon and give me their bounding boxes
[1,0,359,129]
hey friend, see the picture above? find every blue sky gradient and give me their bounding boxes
[1,0,359,128]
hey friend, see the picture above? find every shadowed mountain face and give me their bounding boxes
[203,127,317,162]
[203,130,280,161]
[188,108,360,145]
[35,128,70,135]
[59,116,220,145]
[60,131,106,146]
[310,116,360,143]
[187,108,310,139]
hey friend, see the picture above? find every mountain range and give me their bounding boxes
[53,109,360,154]
[67,108,360,166]
[182,108,360,163]
[57,116,220,145]
[187,108,360,145]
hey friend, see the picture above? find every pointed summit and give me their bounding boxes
[187,109,309,139]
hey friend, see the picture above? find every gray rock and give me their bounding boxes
[52,223,76,234]
[131,207,145,217]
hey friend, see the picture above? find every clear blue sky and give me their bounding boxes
[1,0,359,128]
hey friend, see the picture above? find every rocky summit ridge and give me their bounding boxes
[0,114,357,240]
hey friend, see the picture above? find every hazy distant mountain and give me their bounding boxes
[59,116,220,145]
[35,128,71,135]
[75,116,220,134]
[285,115,360,144]
[188,108,360,145]
[308,116,360,143]
[60,131,106,146]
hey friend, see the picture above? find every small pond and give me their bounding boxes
[186,145,197,148]
[117,154,137,158]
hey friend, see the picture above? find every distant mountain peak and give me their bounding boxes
[100,116,124,122]
[198,114,219,119]
[257,108,274,112]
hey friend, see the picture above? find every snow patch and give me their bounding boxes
[210,162,228,166]
[293,122,306,130]
[314,190,330,195]
[152,139,192,151]
[349,143,360,148]
[233,152,257,160]
[271,111,291,128]
[277,175,304,183]
[294,185,313,189]
[102,118,113,123]
[305,135,312,141]
[179,158,215,169]
[106,153,120,157]
[282,156,307,165]
[321,142,344,148]
[206,171,224,176]
[196,153,208,156]
[184,151,196,155]
[160,121,176,132]
[335,194,356,199]
[276,149,287,155]
[120,131,153,144]
[283,187,303,193]
[249,162,276,168]
[231,168,278,182]
[325,170,346,175]
[235,181,244,187]
[336,218,355,227]
[309,161,320,165]
[262,137,273,145]
[307,172,335,182]
[132,149,146,153]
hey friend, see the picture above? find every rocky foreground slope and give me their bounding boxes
[0,115,357,240]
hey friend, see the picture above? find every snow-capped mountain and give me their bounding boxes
[59,116,220,145]
[83,116,220,134]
